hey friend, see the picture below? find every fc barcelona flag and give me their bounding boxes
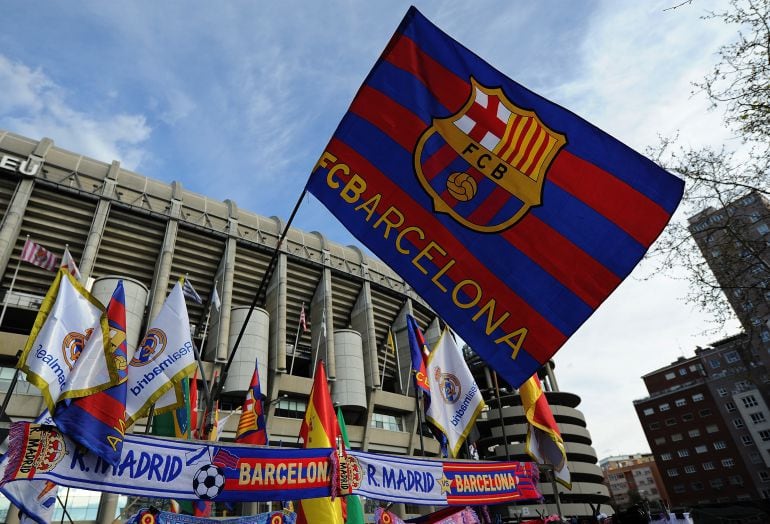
[306,8,684,388]
[235,360,267,445]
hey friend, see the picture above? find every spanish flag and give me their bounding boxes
[297,360,344,524]
[520,373,571,488]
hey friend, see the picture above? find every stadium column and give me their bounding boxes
[215,201,238,362]
[79,160,119,280]
[0,138,51,278]
[350,263,379,390]
[265,250,287,371]
[310,266,333,378]
[147,181,183,321]
[96,493,119,524]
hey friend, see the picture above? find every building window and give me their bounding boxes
[673,484,686,494]
[724,351,740,363]
[654,437,666,445]
[706,424,719,434]
[665,418,677,426]
[682,413,694,422]
[726,402,737,412]
[274,398,307,419]
[759,430,770,442]
[761,330,770,343]
[661,452,672,461]
[728,475,743,486]
[692,393,705,402]
[717,387,727,397]
[691,481,704,491]
[741,435,754,446]
[733,418,745,429]
[371,412,404,432]
[667,468,679,477]
[710,478,724,489]
[675,398,686,407]
[671,433,683,441]
[688,429,701,438]
[721,458,735,467]
[750,412,767,424]
[751,452,763,464]
[684,465,697,474]
[742,395,759,408]
[699,409,712,417]
[715,441,727,450]
[649,422,661,430]
[643,407,655,416]
[659,403,671,412]
[702,462,715,471]
[695,445,708,454]
[710,359,721,369]
[665,372,676,380]
[679,368,687,376]
[678,449,690,458]
[759,471,770,482]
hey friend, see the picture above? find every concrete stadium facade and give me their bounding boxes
[0,130,609,522]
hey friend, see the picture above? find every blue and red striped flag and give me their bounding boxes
[307,7,684,388]
[235,360,267,445]
[53,280,129,466]
[406,315,430,395]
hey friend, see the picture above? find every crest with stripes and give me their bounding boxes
[414,78,566,232]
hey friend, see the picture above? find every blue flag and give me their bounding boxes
[307,7,684,388]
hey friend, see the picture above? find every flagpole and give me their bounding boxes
[415,388,426,456]
[492,371,511,459]
[0,254,23,328]
[380,341,388,390]
[0,350,22,421]
[392,329,404,393]
[288,302,304,375]
[210,188,307,411]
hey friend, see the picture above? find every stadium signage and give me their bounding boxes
[0,153,41,176]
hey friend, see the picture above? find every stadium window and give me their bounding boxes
[643,407,655,416]
[717,387,727,397]
[710,359,721,369]
[661,453,672,461]
[750,412,767,424]
[665,372,676,380]
[665,418,677,426]
[706,424,719,434]
[691,481,704,491]
[679,368,687,376]
[734,418,745,428]
[659,403,671,411]
[274,398,308,419]
[673,484,686,494]
[675,398,686,407]
[702,462,715,471]
[688,429,701,438]
[682,413,694,422]
[715,441,728,450]
[654,437,666,445]
[695,445,708,454]
[667,468,679,477]
[728,474,743,485]
[726,402,737,412]
[709,478,724,489]
[684,465,696,474]
[371,412,404,432]
[671,433,683,441]
[760,430,770,441]
[699,409,712,417]
[692,393,705,402]
[724,351,740,363]
[741,435,753,446]
[677,449,690,458]
[742,395,758,408]
[759,471,770,482]
[649,422,661,430]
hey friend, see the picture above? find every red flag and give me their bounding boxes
[297,360,343,524]
[21,238,58,271]
[299,303,308,332]
[520,374,570,488]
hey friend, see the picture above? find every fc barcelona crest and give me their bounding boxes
[414,78,567,233]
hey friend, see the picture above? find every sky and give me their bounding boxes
[0,1,746,458]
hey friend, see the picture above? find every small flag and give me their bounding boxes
[299,303,308,332]
[182,277,203,304]
[406,315,430,395]
[297,360,344,524]
[521,373,571,488]
[425,329,486,457]
[152,376,191,439]
[236,361,267,445]
[211,286,221,311]
[125,280,197,427]
[387,329,396,354]
[60,246,81,280]
[21,238,59,271]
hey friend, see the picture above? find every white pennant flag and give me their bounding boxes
[18,269,108,411]
[425,329,486,458]
[125,281,197,427]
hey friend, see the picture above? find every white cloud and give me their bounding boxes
[0,54,151,170]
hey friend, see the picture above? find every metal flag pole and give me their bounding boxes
[288,302,304,375]
[311,308,326,376]
[415,386,426,456]
[208,188,308,418]
[492,370,511,459]
[392,328,404,393]
[379,340,389,390]
[0,250,24,328]
[0,350,22,424]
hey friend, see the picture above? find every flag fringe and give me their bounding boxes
[0,422,25,487]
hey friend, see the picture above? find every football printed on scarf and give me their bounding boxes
[192,464,225,500]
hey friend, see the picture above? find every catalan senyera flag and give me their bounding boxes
[235,360,267,445]
[124,280,197,427]
[18,269,111,412]
[306,7,684,389]
[297,360,343,524]
[53,280,130,466]
[425,329,485,458]
[20,238,58,271]
[520,373,570,488]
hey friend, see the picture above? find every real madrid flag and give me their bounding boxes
[125,280,197,427]
[425,330,485,458]
[18,268,111,412]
